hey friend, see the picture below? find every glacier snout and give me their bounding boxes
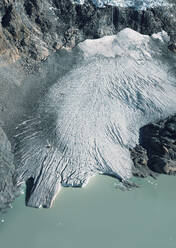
[15,29,176,208]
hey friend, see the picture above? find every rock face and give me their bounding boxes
[131,115,176,177]
[0,127,17,210]
[168,42,176,53]
[0,0,175,63]
[130,145,157,179]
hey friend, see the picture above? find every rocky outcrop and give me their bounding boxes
[130,145,157,179]
[0,127,17,210]
[131,114,176,177]
[168,42,176,53]
[0,0,175,63]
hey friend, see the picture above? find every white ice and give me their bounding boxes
[16,29,176,207]
[72,0,171,10]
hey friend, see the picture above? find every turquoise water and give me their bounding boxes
[0,175,176,248]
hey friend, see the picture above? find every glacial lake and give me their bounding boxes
[0,175,176,248]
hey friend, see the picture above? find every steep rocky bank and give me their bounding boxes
[131,115,176,177]
[0,127,18,210]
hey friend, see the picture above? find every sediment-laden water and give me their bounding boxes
[0,28,176,248]
[0,175,176,248]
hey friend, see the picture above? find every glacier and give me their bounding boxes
[14,28,176,208]
[72,0,171,10]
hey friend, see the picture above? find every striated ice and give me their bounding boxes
[15,28,176,208]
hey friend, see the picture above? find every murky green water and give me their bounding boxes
[0,175,176,248]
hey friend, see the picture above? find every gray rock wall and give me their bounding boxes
[0,127,17,210]
[131,115,176,178]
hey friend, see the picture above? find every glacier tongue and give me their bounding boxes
[15,28,176,208]
[72,0,171,10]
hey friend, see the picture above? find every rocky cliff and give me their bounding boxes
[0,0,175,63]
[131,115,176,178]
[0,127,18,210]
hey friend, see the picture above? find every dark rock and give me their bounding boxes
[149,155,176,174]
[168,42,176,53]
[130,145,157,179]
[1,4,13,28]
[0,126,18,210]
[130,114,176,177]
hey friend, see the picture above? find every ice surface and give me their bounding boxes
[72,0,171,9]
[15,29,176,207]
